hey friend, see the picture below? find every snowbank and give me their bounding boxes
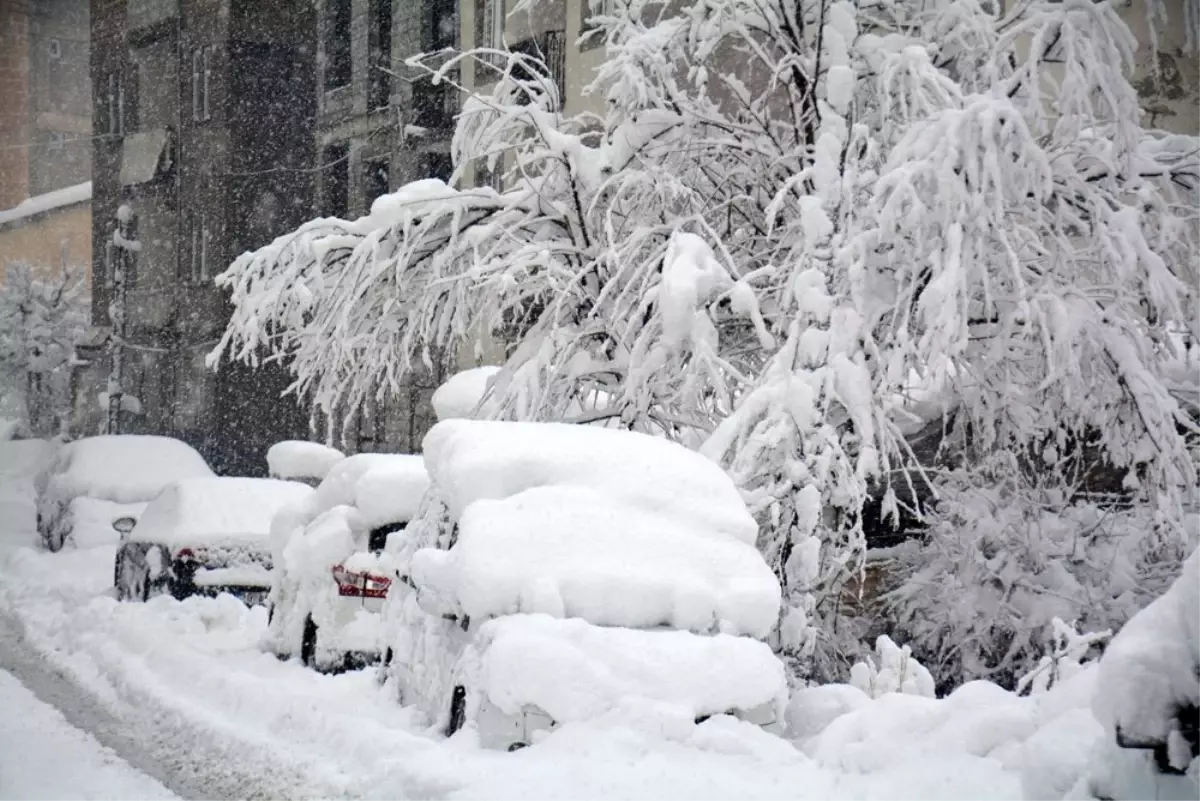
[460,614,787,724]
[422,419,758,546]
[1093,547,1199,747]
[353,458,430,527]
[412,484,779,637]
[42,435,214,507]
[131,478,313,549]
[432,366,502,421]
[266,441,345,482]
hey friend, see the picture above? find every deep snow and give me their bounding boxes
[0,668,176,801]
[0,437,1191,800]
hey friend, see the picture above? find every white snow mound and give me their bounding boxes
[432,366,502,421]
[422,419,758,546]
[132,477,314,549]
[410,484,780,638]
[461,614,787,724]
[42,435,214,505]
[1093,547,1199,754]
[267,440,345,481]
[353,458,430,527]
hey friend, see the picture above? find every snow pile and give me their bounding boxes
[849,635,935,699]
[267,441,345,482]
[281,505,363,583]
[312,453,420,514]
[0,181,91,226]
[412,484,779,637]
[431,366,502,421]
[1093,547,1199,747]
[132,478,313,549]
[460,614,786,724]
[353,457,430,527]
[422,419,758,545]
[41,435,214,508]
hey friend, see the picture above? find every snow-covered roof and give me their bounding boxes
[0,182,91,227]
[131,477,315,548]
[431,366,502,421]
[353,459,430,527]
[44,435,215,506]
[461,614,787,723]
[412,484,780,637]
[267,440,345,482]
[422,419,758,546]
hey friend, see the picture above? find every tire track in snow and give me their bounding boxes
[0,609,351,800]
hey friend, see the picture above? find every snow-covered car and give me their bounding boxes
[382,419,787,751]
[266,440,346,488]
[268,453,430,671]
[37,435,215,551]
[1089,546,1199,799]
[114,477,314,605]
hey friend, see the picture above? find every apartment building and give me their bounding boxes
[82,0,316,473]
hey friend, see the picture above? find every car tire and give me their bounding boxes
[300,616,318,669]
[507,742,527,752]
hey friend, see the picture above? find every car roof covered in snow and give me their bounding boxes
[44,435,215,505]
[412,484,780,638]
[267,441,345,482]
[462,614,787,724]
[422,419,758,546]
[313,452,428,524]
[130,477,314,548]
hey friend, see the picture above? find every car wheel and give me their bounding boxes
[300,616,318,669]
[507,742,527,752]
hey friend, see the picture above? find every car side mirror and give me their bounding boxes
[112,516,137,535]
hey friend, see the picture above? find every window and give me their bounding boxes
[47,131,64,153]
[190,213,211,283]
[104,239,116,288]
[363,158,390,210]
[325,0,352,90]
[192,47,212,121]
[478,0,504,65]
[106,73,124,135]
[429,0,456,50]
[420,151,453,183]
[322,143,350,218]
[369,0,393,109]
[47,38,62,60]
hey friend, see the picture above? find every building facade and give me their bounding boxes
[0,0,92,282]
[83,0,317,473]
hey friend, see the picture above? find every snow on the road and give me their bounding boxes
[0,668,175,800]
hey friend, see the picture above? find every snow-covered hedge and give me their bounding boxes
[883,480,1198,690]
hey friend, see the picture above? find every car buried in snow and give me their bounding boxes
[114,477,314,605]
[380,419,788,751]
[267,453,430,671]
[37,435,215,552]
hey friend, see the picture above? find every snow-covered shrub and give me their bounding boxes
[1016,618,1110,697]
[849,634,935,699]
[0,262,87,437]
[213,0,1199,682]
[883,476,1198,691]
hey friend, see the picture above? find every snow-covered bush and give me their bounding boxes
[849,634,935,699]
[1016,618,1110,697]
[883,477,1198,690]
[213,0,1199,681]
[0,262,87,437]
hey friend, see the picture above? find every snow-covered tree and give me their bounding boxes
[213,0,1199,682]
[0,262,88,437]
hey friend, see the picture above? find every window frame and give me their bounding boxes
[324,0,353,91]
[192,46,212,122]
